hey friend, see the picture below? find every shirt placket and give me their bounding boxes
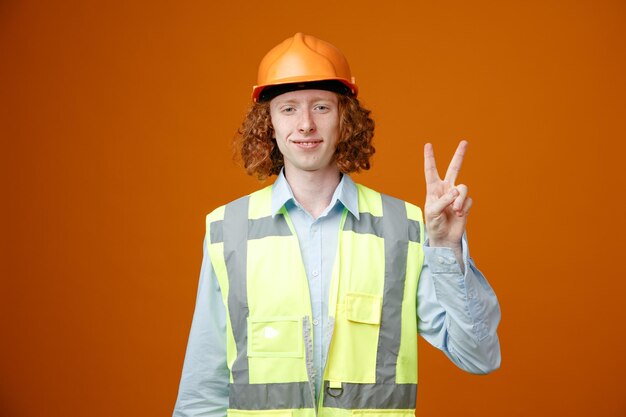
[309,218,324,397]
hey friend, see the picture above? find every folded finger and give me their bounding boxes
[426,186,459,218]
[452,184,469,212]
[457,197,473,217]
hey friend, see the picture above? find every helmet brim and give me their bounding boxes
[252,78,358,103]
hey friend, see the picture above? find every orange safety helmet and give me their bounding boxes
[252,33,358,102]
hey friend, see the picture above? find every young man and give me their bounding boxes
[173,33,500,417]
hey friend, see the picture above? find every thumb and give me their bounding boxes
[427,187,459,218]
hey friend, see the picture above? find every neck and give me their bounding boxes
[283,166,342,219]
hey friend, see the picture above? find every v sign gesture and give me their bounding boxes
[424,140,473,258]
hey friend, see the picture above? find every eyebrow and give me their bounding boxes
[273,96,337,106]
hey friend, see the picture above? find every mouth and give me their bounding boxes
[291,139,323,149]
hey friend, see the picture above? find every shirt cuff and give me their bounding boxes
[423,233,469,275]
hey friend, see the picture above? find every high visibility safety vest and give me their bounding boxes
[206,183,425,417]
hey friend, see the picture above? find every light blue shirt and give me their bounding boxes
[173,172,501,416]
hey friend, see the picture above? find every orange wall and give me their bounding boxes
[2,1,625,416]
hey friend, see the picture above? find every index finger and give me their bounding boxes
[424,142,440,187]
[444,140,468,185]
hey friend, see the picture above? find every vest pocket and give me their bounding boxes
[345,293,382,325]
[325,293,382,382]
[247,316,303,358]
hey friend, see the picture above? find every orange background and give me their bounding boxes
[2,1,625,416]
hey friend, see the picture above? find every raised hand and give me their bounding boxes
[423,140,473,250]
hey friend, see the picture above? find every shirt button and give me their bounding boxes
[313,319,319,326]
[437,256,445,265]
[312,270,319,277]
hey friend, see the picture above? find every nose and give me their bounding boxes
[297,109,316,134]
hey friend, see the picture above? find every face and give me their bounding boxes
[269,89,340,178]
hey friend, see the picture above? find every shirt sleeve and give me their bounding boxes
[417,233,501,374]
[173,237,230,417]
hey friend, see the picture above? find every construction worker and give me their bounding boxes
[173,33,501,417]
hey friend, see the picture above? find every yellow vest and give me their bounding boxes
[206,183,425,417]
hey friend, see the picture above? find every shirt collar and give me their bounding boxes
[271,170,360,220]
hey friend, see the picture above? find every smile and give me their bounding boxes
[291,139,323,148]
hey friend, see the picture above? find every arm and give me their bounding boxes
[419,141,501,373]
[173,237,229,417]
[417,233,501,374]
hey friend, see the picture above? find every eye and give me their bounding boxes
[280,106,296,114]
[314,104,330,112]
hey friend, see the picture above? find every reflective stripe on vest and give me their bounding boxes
[207,184,424,414]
